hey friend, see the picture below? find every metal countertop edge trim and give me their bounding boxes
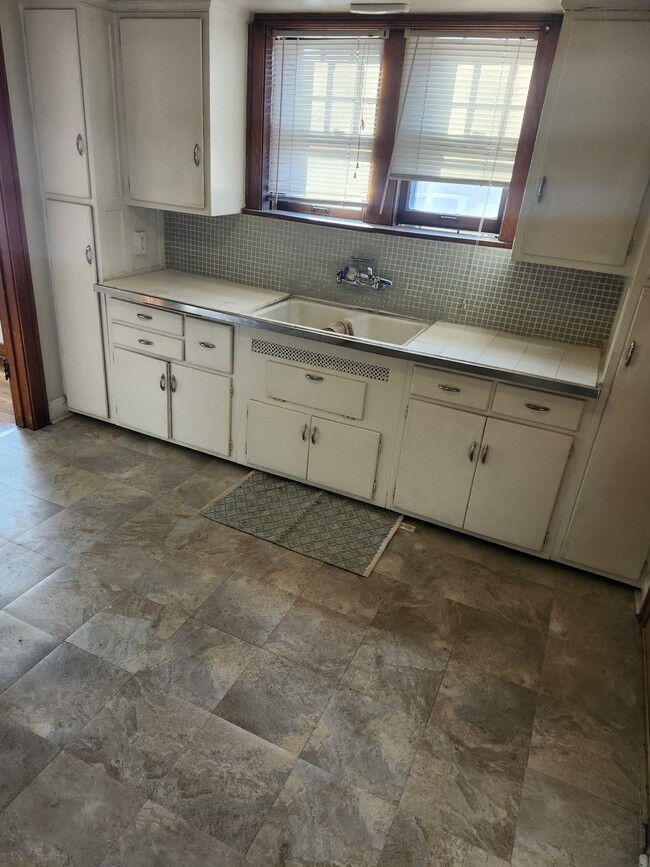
[95,284,601,400]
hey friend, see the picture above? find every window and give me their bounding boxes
[247,16,561,246]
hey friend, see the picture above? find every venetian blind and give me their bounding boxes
[269,33,384,206]
[390,33,539,185]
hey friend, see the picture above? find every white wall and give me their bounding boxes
[0,0,64,410]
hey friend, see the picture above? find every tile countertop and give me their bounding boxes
[97,270,603,399]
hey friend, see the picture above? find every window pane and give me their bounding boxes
[407,181,503,219]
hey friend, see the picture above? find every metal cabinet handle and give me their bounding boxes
[193,144,201,167]
[625,340,636,367]
[311,426,318,445]
[439,384,461,394]
[536,175,546,203]
[84,245,93,265]
[468,441,477,462]
[301,423,309,442]
[170,375,177,393]
[306,373,324,382]
[525,402,550,412]
[137,312,153,321]
[199,341,215,349]
[76,133,85,156]
[159,374,166,391]
[481,444,489,464]
[138,338,153,346]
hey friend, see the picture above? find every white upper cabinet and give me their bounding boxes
[513,17,650,274]
[118,5,247,215]
[120,18,204,210]
[24,9,91,199]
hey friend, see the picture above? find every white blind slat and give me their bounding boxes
[390,34,538,185]
[269,36,383,205]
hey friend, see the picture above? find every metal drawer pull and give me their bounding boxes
[439,384,461,393]
[138,338,153,346]
[306,373,324,382]
[84,245,93,265]
[311,426,318,445]
[137,313,153,321]
[76,133,85,156]
[536,175,546,203]
[625,340,636,367]
[199,341,215,349]
[481,444,489,464]
[159,374,166,391]
[525,402,550,412]
[193,144,201,167]
[468,441,477,462]
[301,423,309,442]
[170,375,177,393]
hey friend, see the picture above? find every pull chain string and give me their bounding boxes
[353,36,371,181]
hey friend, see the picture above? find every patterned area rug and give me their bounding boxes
[201,471,403,576]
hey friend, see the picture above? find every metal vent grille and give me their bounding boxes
[251,338,390,381]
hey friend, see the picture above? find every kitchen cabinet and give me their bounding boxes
[24,9,90,199]
[394,401,486,527]
[112,348,168,438]
[171,364,231,456]
[513,17,650,273]
[562,288,650,580]
[45,201,107,419]
[464,418,573,551]
[119,18,205,210]
[247,400,381,500]
[394,401,572,551]
[117,4,247,216]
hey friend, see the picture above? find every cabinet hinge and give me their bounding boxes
[2,357,10,381]
[627,238,634,256]
[378,436,383,454]
[544,531,550,547]
[372,480,377,494]
[404,403,409,419]
[392,485,396,500]
[568,444,574,459]
[271,396,286,403]
[230,383,234,397]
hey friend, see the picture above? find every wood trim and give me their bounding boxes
[0,33,49,430]
[499,21,561,244]
[245,20,273,211]
[253,13,563,32]
[366,29,406,225]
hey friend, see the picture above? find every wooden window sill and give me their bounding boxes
[241,208,511,249]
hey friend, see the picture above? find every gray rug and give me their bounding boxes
[201,471,403,576]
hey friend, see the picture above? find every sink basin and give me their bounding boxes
[257,298,428,346]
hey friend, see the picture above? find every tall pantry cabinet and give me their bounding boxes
[22,2,161,419]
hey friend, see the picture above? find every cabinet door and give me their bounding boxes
[45,201,107,418]
[24,9,90,198]
[112,348,168,438]
[307,417,381,500]
[464,418,572,551]
[517,20,650,269]
[170,365,230,456]
[120,18,204,209]
[394,400,486,527]
[247,400,310,479]
[562,290,650,580]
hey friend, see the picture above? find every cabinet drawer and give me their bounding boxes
[492,383,584,430]
[411,365,493,410]
[266,361,366,420]
[108,297,183,336]
[112,322,184,361]
[184,318,232,373]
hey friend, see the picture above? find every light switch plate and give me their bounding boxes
[133,230,147,256]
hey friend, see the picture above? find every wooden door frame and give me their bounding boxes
[0,30,49,430]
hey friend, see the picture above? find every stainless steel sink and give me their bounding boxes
[257,298,428,346]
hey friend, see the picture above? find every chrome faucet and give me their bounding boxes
[336,256,392,291]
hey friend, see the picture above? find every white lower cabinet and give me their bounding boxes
[394,401,486,527]
[246,400,381,500]
[464,418,573,551]
[111,349,231,455]
[170,364,230,455]
[112,348,168,438]
[394,401,573,551]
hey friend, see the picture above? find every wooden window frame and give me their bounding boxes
[245,13,561,248]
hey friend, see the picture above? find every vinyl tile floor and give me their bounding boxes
[0,414,643,866]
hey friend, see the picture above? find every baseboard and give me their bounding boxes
[48,395,69,423]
